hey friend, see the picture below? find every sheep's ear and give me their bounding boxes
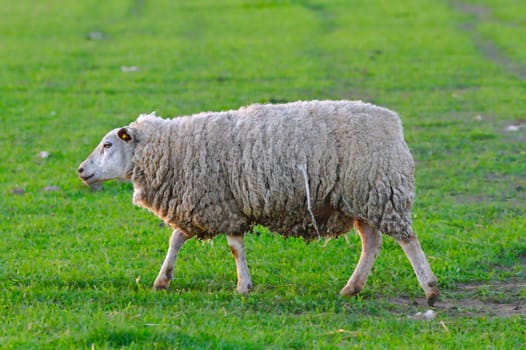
[117,128,132,142]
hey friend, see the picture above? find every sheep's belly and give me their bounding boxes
[260,207,354,240]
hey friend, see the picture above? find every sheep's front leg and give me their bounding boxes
[153,229,189,290]
[226,235,253,295]
[340,220,382,297]
[396,234,440,306]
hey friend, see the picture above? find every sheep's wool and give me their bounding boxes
[128,101,415,240]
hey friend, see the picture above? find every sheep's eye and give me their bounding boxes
[103,142,112,149]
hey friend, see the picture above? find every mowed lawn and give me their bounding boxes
[1,0,525,348]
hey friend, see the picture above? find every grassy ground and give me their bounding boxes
[1,0,525,348]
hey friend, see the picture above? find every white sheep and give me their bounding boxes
[78,100,440,305]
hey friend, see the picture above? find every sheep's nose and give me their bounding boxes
[78,167,84,174]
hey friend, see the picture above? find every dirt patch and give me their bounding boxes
[390,280,525,317]
[451,3,491,21]
[451,1,526,81]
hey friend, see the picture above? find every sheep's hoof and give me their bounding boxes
[339,284,362,297]
[426,289,440,306]
[153,278,171,291]
[154,285,169,291]
[237,289,249,296]
[236,282,253,296]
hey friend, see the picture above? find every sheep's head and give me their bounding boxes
[78,127,137,185]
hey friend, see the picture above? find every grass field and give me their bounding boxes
[1,0,525,348]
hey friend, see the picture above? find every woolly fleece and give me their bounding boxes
[128,100,415,240]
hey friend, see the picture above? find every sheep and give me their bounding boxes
[78,100,440,305]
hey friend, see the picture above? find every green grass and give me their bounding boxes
[1,0,525,348]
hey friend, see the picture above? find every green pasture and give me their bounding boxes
[1,0,524,348]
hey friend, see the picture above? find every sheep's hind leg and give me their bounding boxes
[153,229,189,290]
[227,235,253,295]
[340,220,382,297]
[396,234,440,306]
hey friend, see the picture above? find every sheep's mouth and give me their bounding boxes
[80,173,95,183]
